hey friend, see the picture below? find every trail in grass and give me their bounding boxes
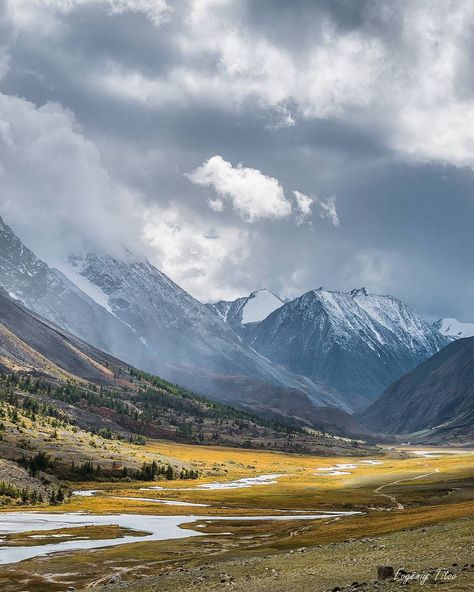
[374,469,440,509]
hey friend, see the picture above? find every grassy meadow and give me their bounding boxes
[0,438,472,591]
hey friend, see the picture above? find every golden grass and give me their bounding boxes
[0,439,472,592]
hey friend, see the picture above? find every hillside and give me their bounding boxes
[359,337,474,444]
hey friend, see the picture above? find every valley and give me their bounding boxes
[0,442,472,591]
[0,232,472,592]
[1,4,474,591]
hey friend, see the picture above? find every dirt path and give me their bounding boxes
[374,469,440,509]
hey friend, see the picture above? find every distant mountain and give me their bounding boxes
[0,216,348,418]
[359,337,474,444]
[206,289,285,330]
[239,287,449,408]
[434,317,474,340]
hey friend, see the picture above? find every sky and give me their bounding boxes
[0,0,473,321]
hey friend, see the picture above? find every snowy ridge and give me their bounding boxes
[434,317,474,339]
[52,259,114,315]
[0,216,153,366]
[61,252,349,410]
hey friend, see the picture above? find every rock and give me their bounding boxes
[331,587,341,592]
[107,574,122,585]
[220,573,234,584]
[377,566,395,580]
[67,588,76,592]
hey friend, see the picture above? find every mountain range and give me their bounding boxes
[0,214,466,432]
[210,287,449,408]
[0,216,346,421]
[0,286,379,452]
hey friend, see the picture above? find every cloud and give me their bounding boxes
[5,0,171,32]
[66,0,474,169]
[0,0,473,319]
[0,92,253,302]
[207,197,224,212]
[143,205,251,301]
[318,196,340,228]
[293,191,339,227]
[188,155,292,222]
[293,190,313,225]
[0,92,146,260]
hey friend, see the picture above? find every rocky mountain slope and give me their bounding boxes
[0,216,155,371]
[0,216,347,413]
[359,337,474,443]
[0,286,129,384]
[434,317,474,339]
[237,287,449,407]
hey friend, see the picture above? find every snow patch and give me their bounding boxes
[53,260,114,315]
[241,290,284,324]
[435,318,474,339]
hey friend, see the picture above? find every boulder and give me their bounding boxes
[377,566,395,580]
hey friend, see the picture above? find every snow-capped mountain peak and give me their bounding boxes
[0,217,348,413]
[434,317,474,339]
[206,288,284,328]
[241,289,284,324]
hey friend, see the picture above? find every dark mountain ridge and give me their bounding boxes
[359,337,474,444]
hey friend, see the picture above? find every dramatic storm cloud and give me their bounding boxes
[0,0,473,320]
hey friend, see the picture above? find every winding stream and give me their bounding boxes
[0,510,360,564]
[0,472,365,565]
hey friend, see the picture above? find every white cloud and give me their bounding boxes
[107,0,171,26]
[0,91,253,301]
[318,196,340,228]
[207,197,224,212]
[293,191,339,227]
[143,205,251,301]
[293,190,313,225]
[0,92,146,260]
[188,155,292,222]
[76,0,474,169]
[5,0,171,33]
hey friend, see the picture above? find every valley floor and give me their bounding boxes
[0,442,473,592]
